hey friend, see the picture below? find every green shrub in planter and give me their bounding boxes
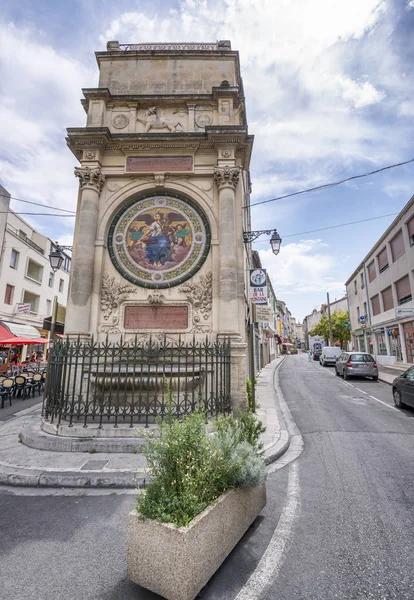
[137,410,266,528]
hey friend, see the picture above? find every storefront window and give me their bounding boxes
[375,334,387,355]
[389,331,402,361]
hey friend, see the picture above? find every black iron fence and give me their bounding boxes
[43,336,231,428]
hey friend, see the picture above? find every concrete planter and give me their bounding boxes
[127,482,267,600]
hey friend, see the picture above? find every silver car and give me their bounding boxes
[335,352,378,381]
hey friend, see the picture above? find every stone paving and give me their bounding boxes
[0,357,288,488]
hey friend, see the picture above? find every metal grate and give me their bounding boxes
[43,335,231,428]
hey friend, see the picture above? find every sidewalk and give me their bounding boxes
[378,362,411,385]
[0,357,288,488]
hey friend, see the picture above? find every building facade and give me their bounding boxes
[65,41,254,409]
[0,187,71,338]
[345,195,414,365]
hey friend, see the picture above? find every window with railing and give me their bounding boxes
[26,259,43,284]
[367,261,376,282]
[381,286,394,311]
[396,275,412,305]
[390,230,405,262]
[377,247,389,273]
[371,294,381,316]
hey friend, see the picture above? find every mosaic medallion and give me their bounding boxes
[108,192,211,289]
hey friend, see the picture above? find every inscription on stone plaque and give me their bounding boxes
[124,305,189,329]
[126,156,193,173]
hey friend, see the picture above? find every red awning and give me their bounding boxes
[0,324,12,343]
[0,336,44,346]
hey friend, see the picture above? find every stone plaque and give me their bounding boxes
[124,306,188,329]
[126,156,193,172]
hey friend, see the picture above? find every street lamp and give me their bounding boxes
[243,229,282,256]
[49,242,73,273]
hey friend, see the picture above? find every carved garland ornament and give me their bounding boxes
[101,274,136,321]
[74,166,105,191]
[178,272,212,332]
[213,165,241,190]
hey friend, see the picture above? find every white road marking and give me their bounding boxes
[318,363,400,412]
[234,462,300,600]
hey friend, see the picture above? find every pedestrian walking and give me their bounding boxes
[308,350,312,362]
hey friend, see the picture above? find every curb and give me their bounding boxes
[260,356,290,466]
[0,463,147,488]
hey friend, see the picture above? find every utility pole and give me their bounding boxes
[327,292,333,346]
[50,295,58,341]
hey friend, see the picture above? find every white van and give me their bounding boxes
[319,346,342,367]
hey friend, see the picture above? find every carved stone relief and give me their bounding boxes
[136,106,183,133]
[147,291,165,304]
[178,272,212,332]
[112,114,130,129]
[213,166,241,190]
[74,166,105,191]
[101,274,136,321]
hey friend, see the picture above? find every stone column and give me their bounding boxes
[215,165,248,412]
[214,165,241,335]
[65,166,105,336]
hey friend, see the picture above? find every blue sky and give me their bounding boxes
[1,0,413,320]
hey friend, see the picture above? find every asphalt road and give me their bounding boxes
[1,355,413,600]
[266,354,414,600]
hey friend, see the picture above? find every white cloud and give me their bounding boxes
[259,239,347,297]
[0,23,95,239]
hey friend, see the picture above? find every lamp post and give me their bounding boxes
[49,242,73,273]
[243,228,282,411]
[48,243,73,341]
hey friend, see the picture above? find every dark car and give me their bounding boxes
[313,349,322,361]
[335,352,378,380]
[392,365,414,409]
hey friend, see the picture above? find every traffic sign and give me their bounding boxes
[343,322,350,328]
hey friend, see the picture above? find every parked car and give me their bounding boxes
[313,349,322,361]
[392,366,414,409]
[335,352,378,381]
[319,346,342,367]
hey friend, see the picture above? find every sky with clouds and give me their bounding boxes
[1,0,413,320]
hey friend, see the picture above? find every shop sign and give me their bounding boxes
[372,327,384,334]
[395,307,414,318]
[253,305,273,323]
[15,303,31,314]
[249,269,267,304]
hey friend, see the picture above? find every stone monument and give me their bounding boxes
[65,41,254,411]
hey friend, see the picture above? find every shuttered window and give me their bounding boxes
[371,294,381,316]
[367,261,376,282]
[390,230,405,262]
[377,247,388,272]
[4,284,14,305]
[381,286,394,311]
[407,216,414,245]
[396,275,412,305]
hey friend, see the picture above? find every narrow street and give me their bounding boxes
[265,354,414,600]
[1,354,414,600]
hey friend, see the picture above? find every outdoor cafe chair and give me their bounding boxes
[14,375,28,399]
[26,373,42,397]
[0,378,14,408]
[0,376,6,385]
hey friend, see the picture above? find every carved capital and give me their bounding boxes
[214,166,241,190]
[75,166,105,192]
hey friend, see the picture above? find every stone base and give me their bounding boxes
[127,482,267,600]
[20,418,152,453]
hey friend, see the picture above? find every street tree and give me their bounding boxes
[308,310,351,348]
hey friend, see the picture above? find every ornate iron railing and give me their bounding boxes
[43,336,231,428]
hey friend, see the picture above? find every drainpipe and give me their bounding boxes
[363,262,373,355]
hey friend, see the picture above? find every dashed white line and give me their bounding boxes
[234,462,300,600]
